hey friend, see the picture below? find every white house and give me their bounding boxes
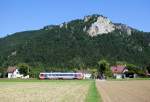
[7,66,23,78]
[111,65,128,79]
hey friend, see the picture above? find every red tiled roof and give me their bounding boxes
[7,66,17,73]
[111,65,126,74]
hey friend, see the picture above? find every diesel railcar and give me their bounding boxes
[39,72,83,79]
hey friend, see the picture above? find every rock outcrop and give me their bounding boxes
[87,16,115,37]
[114,23,133,35]
[85,15,135,37]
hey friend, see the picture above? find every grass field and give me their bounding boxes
[0,79,101,102]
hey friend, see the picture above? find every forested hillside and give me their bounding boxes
[0,14,150,74]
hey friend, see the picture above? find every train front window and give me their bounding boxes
[40,74,44,77]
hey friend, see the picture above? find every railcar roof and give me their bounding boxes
[40,72,82,74]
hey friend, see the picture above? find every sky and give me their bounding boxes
[0,0,150,37]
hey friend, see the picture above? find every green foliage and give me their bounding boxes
[98,60,108,74]
[116,61,127,66]
[98,59,112,78]
[0,67,6,78]
[17,63,30,76]
[124,63,146,77]
[89,68,98,79]
[105,66,113,78]
[126,64,138,73]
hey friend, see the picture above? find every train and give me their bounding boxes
[39,72,84,79]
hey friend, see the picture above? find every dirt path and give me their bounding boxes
[96,80,150,102]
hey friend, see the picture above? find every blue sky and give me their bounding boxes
[0,0,150,37]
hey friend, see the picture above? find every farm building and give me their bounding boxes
[7,66,23,78]
[111,65,128,79]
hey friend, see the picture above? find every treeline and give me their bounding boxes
[0,59,150,78]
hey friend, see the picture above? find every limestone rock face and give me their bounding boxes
[114,23,132,35]
[84,16,92,22]
[87,16,115,37]
[43,25,58,30]
[59,22,68,29]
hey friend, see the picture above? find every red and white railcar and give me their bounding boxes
[39,72,83,80]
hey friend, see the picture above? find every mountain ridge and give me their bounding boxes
[0,14,150,72]
[43,14,138,37]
